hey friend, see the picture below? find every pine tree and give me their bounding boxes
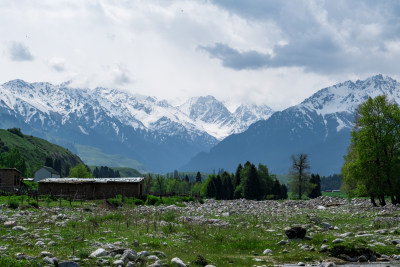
[308,174,322,199]
[241,161,262,200]
[195,171,202,183]
[45,157,53,168]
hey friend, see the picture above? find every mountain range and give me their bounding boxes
[1,75,398,175]
[0,80,273,173]
[183,74,400,175]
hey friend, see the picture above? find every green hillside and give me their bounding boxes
[89,166,143,177]
[75,144,148,173]
[0,128,84,176]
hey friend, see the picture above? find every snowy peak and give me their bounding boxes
[179,95,231,123]
[0,80,274,141]
[301,75,400,116]
[234,104,274,122]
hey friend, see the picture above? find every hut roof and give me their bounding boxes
[38,177,144,184]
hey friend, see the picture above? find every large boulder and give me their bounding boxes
[285,227,306,239]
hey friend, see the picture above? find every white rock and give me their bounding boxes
[171,257,186,267]
[263,249,272,254]
[12,226,27,231]
[4,221,16,227]
[90,248,108,258]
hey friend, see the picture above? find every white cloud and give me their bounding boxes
[0,0,399,110]
[49,57,66,72]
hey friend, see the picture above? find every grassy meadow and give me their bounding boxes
[0,194,399,266]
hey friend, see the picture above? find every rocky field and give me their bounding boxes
[0,196,400,266]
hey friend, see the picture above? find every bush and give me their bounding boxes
[108,197,123,207]
[8,198,19,209]
[132,198,144,206]
[145,195,161,205]
[28,200,39,208]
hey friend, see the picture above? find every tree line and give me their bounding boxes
[203,162,288,200]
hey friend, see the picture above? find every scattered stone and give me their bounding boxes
[332,238,344,244]
[138,250,149,257]
[154,251,167,258]
[113,259,125,266]
[320,244,329,252]
[90,248,108,258]
[35,241,46,247]
[4,221,16,227]
[277,240,287,245]
[171,257,186,267]
[12,226,27,231]
[148,255,160,261]
[358,255,368,262]
[43,256,58,265]
[321,222,332,229]
[339,232,354,238]
[263,249,272,254]
[321,262,336,267]
[132,240,139,247]
[392,239,400,245]
[297,262,305,266]
[41,251,54,258]
[285,227,306,239]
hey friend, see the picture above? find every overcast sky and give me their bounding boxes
[1,0,400,110]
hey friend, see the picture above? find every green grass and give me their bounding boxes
[0,196,398,266]
[321,191,347,198]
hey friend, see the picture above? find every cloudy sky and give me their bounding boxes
[1,0,400,110]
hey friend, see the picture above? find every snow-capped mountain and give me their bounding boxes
[0,79,273,172]
[183,75,400,175]
[179,96,274,139]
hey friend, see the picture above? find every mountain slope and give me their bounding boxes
[0,80,273,172]
[0,128,83,176]
[183,75,400,175]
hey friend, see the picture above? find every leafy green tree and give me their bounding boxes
[69,163,92,178]
[143,173,154,194]
[308,174,321,199]
[0,147,27,176]
[289,153,311,199]
[342,95,400,205]
[155,175,167,197]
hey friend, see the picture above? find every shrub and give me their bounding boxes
[108,197,123,207]
[28,200,39,208]
[198,198,204,204]
[78,248,90,259]
[8,198,19,209]
[145,195,161,205]
[132,198,144,205]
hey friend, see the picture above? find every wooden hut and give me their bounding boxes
[38,177,144,199]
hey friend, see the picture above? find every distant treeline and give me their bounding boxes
[320,174,342,191]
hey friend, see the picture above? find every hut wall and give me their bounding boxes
[38,180,144,199]
[0,169,21,187]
